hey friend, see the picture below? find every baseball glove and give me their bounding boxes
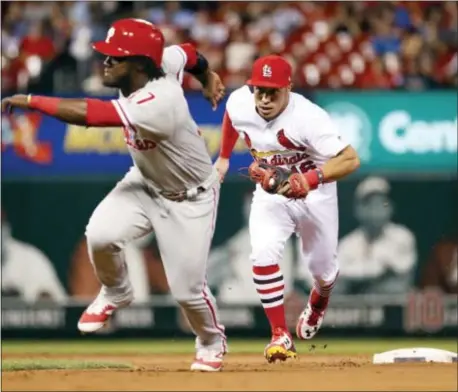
[247,161,295,196]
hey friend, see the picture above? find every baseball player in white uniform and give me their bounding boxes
[215,55,360,363]
[2,18,227,372]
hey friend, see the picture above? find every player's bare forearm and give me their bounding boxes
[201,70,225,110]
[1,94,123,127]
[321,145,360,182]
[256,146,359,198]
[193,67,211,87]
[185,51,225,110]
[37,98,88,125]
[215,111,238,181]
[0,94,87,124]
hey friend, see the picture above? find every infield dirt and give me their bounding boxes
[2,353,457,391]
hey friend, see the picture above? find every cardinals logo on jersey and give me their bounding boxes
[276,129,307,152]
[242,128,316,174]
[242,129,308,158]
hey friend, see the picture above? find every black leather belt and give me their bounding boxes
[161,186,206,202]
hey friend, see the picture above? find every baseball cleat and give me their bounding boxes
[77,290,133,333]
[296,289,329,340]
[190,349,225,372]
[264,327,297,363]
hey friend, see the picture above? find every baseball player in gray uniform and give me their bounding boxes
[2,18,227,372]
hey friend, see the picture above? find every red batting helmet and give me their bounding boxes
[92,18,165,66]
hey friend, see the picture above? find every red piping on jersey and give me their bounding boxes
[112,100,138,134]
[202,186,227,354]
[86,99,123,126]
[220,111,239,159]
[179,43,198,69]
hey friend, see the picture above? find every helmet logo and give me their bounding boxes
[106,27,115,43]
[262,64,272,78]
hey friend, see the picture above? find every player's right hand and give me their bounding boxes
[203,71,225,111]
[1,94,29,113]
[214,156,230,183]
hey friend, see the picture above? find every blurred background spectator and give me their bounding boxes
[337,176,418,294]
[1,209,67,303]
[2,1,457,96]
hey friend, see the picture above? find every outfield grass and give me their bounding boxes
[2,338,457,355]
[2,359,133,372]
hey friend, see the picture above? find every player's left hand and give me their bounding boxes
[1,94,29,113]
[202,71,225,111]
[248,162,310,199]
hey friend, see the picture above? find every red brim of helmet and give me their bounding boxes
[246,78,287,88]
[92,41,128,57]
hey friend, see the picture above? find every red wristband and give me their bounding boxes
[304,169,324,190]
[28,95,60,116]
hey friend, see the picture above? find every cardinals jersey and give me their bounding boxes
[225,86,349,197]
[111,45,213,193]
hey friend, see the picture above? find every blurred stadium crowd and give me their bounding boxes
[1,1,457,95]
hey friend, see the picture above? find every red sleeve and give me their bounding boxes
[179,43,198,70]
[220,111,239,159]
[86,99,123,127]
